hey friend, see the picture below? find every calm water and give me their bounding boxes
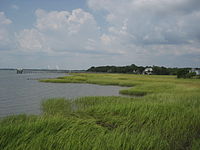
[0,70,125,117]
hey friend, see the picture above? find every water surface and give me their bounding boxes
[0,70,125,117]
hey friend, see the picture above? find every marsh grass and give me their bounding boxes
[1,73,200,149]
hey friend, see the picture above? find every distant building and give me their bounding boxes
[189,68,200,75]
[143,68,153,75]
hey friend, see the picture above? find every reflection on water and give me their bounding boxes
[0,70,125,117]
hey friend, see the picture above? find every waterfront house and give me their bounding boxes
[143,68,153,75]
[189,68,200,75]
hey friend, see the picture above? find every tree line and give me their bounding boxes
[87,64,199,78]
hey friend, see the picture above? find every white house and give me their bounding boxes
[189,68,200,75]
[143,68,153,75]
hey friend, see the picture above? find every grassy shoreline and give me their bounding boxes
[1,73,200,149]
[40,73,199,96]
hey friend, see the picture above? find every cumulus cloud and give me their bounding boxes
[16,29,47,52]
[35,9,98,33]
[16,1,200,57]
[0,12,12,25]
[17,8,102,54]
[0,12,14,50]
[1,1,200,68]
[87,0,200,60]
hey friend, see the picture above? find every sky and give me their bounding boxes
[0,0,200,69]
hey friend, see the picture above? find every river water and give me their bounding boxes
[0,70,125,117]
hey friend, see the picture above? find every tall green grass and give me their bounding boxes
[40,73,200,96]
[1,73,200,149]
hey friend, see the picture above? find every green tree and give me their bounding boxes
[177,69,189,78]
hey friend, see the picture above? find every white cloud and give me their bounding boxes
[35,8,99,35]
[1,2,200,68]
[0,12,13,50]
[0,12,12,25]
[35,9,70,31]
[100,34,113,45]
[16,29,47,52]
[17,9,101,53]
[87,0,200,57]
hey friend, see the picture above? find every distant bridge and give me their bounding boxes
[16,69,85,74]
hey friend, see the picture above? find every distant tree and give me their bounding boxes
[167,68,178,75]
[185,72,196,78]
[137,66,145,74]
[152,66,170,75]
[87,64,193,77]
[177,69,189,78]
[88,66,95,72]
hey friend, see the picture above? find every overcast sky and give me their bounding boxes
[0,0,200,69]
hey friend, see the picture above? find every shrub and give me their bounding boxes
[177,69,189,78]
[185,72,196,78]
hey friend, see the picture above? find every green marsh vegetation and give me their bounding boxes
[1,73,200,149]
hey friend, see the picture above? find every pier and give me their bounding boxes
[16,69,85,74]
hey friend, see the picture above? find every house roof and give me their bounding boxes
[144,68,153,72]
